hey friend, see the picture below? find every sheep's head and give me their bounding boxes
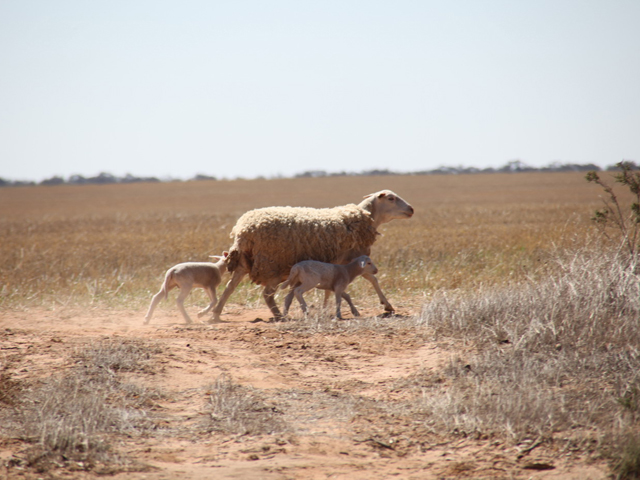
[360,190,414,226]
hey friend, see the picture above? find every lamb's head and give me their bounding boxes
[355,255,378,276]
[210,251,230,273]
[359,190,414,227]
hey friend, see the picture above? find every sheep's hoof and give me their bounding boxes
[207,317,229,324]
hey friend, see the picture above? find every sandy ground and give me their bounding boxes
[0,305,608,479]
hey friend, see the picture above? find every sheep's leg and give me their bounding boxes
[263,279,283,319]
[144,289,167,324]
[175,288,193,324]
[341,291,360,317]
[210,267,247,323]
[197,287,218,318]
[362,273,394,313]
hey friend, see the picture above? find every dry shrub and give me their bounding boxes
[417,247,640,443]
[206,374,288,436]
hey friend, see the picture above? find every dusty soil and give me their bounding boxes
[0,305,608,479]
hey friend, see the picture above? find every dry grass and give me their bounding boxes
[205,374,289,436]
[2,171,638,476]
[5,339,162,473]
[0,173,604,312]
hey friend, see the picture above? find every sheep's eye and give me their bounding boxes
[387,195,395,201]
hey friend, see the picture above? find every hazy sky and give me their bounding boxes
[1,1,639,181]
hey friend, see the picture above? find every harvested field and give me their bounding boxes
[0,172,637,479]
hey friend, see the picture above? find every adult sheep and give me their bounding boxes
[209,190,414,322]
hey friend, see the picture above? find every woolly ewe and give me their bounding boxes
[208,190,414,322]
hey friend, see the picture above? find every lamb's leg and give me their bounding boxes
[341,291,360,317]
[210,266,248,323]
[175,288,193,324]
[198,287,218,318]
[322,290,332,310]
[283,285,298,316]
[334,291,343,319]
[263,278,283,319]
[293,286,309,315]
[362,273,394,313]
[144,289,166,324]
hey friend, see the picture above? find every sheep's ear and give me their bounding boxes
[223,251,229,257]
[360,259,366,268]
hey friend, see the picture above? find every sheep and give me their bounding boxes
[144,252,228,325]
[208,190,414,322]
[281,255,378,319]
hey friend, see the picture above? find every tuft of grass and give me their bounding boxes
[611,431,640,480]
[6,339,162,473]
[0,372,22,407]
[205,374,288,436]
[77,337,158,375]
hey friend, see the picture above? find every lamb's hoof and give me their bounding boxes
[380,311,395,318]
[196,311,206,318]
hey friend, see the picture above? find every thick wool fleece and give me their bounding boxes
[227,204,378,286]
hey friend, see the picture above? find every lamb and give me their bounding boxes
[208,190,414,322]
[281,255,378,319]
[144,252,229,325]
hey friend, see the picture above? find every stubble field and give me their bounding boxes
[1,172,638,479]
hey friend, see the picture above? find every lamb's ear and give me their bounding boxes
[223,251,229,257]
[360,259,366,268]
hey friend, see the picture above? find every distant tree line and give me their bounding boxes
[293,160,621,178]
[0,172,217,187]
[0,161,634,188]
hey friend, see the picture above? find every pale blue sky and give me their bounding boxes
[1,1,639,181]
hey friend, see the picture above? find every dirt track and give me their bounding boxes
[0,305,608,479]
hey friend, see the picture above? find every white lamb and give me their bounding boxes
[144,252,228,325]
[281,255,378,319]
